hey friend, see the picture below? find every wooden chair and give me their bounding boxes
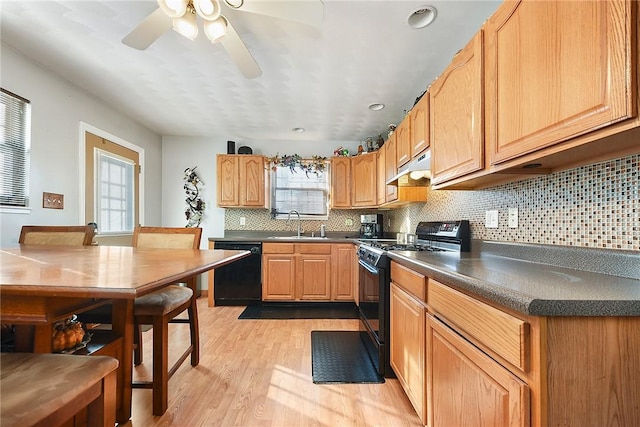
[0,353,118,427]
[130,226,202,416]
[11,225,96,351]
[19,225,95,246]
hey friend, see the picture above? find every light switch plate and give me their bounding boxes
[485,210,499,228]
[508,208,519,228]
[43,192,64,209]
[239,216,246,226]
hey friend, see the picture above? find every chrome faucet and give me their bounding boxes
[287,210,302,237]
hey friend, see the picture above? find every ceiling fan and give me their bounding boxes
[122,0,324,79]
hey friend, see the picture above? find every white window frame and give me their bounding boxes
[95,148,136,235]
[270,162,330,220]
[0,88,31,213]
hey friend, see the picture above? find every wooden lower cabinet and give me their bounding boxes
[390,283,427,425]
[332,244,356,301]
[262,253,296,300]
[297,255,331,300]
[426,314,530,427]
[262,243,355,302]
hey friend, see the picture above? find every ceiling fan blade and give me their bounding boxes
[230,0,324,27]
[122,8,173,50]
[219,19,262,79]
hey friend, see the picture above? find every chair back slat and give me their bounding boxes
[132,227,202,249]
[19,225,95,246]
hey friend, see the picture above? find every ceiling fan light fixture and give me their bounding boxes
[173,9,199,40]
[204,16,228,43]
[223,0,244,9]
[194,0,222,21]
[157,0,189,18]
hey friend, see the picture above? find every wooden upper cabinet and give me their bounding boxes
[330,157,351,208]
[239,155,265,207]
[410,94,430,158]
[395,116,412,167]
[217,154,266,208]
[485,0,636,165]
[376,147,386,206]
[385,134,398,202]
[351,153,377,208]
[216,155,239,206]
[430,31,484,186]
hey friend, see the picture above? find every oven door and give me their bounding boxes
[357,258,392,377]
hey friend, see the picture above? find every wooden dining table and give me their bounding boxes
[0,244,250,423]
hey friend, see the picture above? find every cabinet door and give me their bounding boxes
[297,255,331,300]
[331,244,355,301]
[239,155,265,207]
[430,31,484,185]
[395,116,412,167]
[351,153,377,207]
[486,0,635,165]
[216,155,239,207]
[262,255,295,300]
[410,94,430,158]
[384,134,398,202]
[390,283,426,424]
[330,157,351,208]
[427,314,530,427]
[376,148,386,206]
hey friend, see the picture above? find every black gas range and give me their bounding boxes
[356,221,470,378]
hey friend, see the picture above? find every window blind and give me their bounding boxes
[0,88,31,207]
[272,164,329,219]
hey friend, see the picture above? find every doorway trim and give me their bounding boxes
[78,121,145,227]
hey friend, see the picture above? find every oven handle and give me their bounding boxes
[358,259,380,275]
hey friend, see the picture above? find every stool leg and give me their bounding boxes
[188,297,200,367]
[152,315,169,416]
[133,321,143,366]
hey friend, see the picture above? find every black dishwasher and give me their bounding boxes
[213,241,262,306]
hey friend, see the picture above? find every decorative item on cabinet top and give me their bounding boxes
[267,153,327,176]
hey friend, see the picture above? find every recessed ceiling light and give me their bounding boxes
[292,127,305,133]
[407,5,437,29]
[368,103,385,111]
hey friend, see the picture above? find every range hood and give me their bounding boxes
[386,149,431,186]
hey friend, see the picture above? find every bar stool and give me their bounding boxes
[130,226,202,416]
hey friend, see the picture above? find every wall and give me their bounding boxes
[0,44,163,246]
[391,153,639,251]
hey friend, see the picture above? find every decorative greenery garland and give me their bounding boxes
[267,154,328,176]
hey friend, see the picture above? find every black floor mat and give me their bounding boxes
[311,330,384,384]
[238,302,359,320]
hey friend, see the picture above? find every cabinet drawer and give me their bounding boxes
[428,279,528,372]
[391,262,426,302]
[263,243,295,254]
[296,243,331,254]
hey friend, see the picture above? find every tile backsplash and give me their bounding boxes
[225,153,639,251]
[393,154,639,251]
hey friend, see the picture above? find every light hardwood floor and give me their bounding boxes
[125,298,422,426]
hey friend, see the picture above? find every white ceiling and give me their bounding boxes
[0,0,501,143]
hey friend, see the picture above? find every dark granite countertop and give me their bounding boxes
[387,240,640,317]
[210,233,639,317]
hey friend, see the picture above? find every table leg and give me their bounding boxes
[111,299,133,423]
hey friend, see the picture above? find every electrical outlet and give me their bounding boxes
[345,218,354,226]
[485,210,499,228]
[508,208,519,228]
[43,192,64,209]
[239,216,246,226]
